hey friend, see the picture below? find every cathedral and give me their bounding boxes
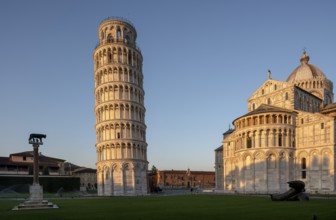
[215,51,336,194]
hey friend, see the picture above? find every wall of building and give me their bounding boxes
[155,170,215,189]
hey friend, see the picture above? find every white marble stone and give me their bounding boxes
[215,53,336,194]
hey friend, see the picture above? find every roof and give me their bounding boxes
[321,103,336,114]
[10,151,65,162]
[223,128,234,136]
[233,104,296,123]
[72,167,97,174]
[157,170,215,175]
[0,151,65,168]
[64,162,81,171]
[322,102,336,110]
[0,156,61,168]
[287,52,327,83]
[215,145,223,151]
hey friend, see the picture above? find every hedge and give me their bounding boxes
[0,175,80,193]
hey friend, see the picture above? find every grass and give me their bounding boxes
[0,193,82,199]
[0,195,335,220]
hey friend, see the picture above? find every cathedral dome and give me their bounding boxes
[286,52,327,83]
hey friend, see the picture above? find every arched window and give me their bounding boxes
[301,157,307,169]
[285,92,288,100]
[301,157,306,179]
[117,28,121,38]
[278,133,282,146]
[107,34,113,43]
[125,35,130,44]
[267,98,271,105]
[105,168,110,180]
[128,51,132,65]
[247,136,252,148]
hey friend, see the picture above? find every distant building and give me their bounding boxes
[0,151,97,191]
[72,167,97,191]
[151,169,215,189]
[0,151,65,175]
[214,145,224,190]
[215,52,336,194]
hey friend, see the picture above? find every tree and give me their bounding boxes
[151,165,158,174]
[28,165,33,175]
[42,166,50,175]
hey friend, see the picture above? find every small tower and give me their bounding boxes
[93,17,148,196]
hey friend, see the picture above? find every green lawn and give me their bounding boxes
[0,195,335,220]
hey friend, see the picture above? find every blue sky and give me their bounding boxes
[0,0,335,171]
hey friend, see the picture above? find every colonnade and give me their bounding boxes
[96,103,145,123]
[95,84,144,105]
[96,122,146,142]
[94,46,142,70]
[230,128,295,154]
[234,113,294,129]
[96,143,147,161]
[95,66,143,87]
[295,79,329,91]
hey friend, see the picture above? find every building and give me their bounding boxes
[93,17,148,196]
[0,151,65,175]
[0,151,97,192]
[151,169,215,189]
[215,52,336,194]
[64,162,98,191]
[72,167,97,191]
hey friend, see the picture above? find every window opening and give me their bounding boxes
[301,158,306,169]
[247,137,252,148]
[267,98,271,105]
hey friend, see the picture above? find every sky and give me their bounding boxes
[0,0,336,171]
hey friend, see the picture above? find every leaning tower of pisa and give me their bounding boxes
[93,17,148,196]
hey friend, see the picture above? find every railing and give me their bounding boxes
[100,16,136,29]
[94,38,142,53]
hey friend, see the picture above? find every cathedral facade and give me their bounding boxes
[215,52,336,194]
[93,17,148,196]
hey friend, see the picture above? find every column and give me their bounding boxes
[254,131,259,148]
[33,145,39,184]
